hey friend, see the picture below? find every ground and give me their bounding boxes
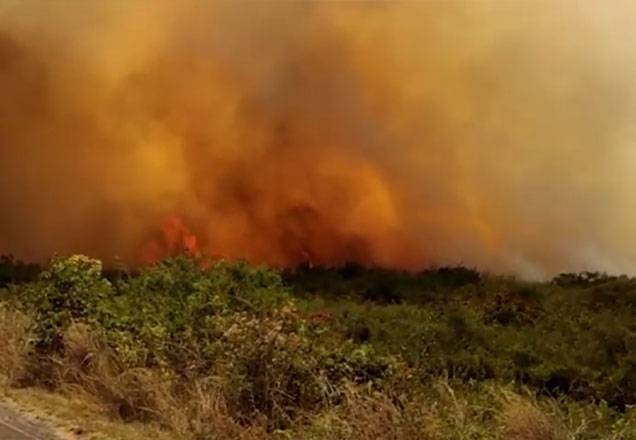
[0,400,59,440]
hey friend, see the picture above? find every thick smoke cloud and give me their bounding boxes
[1,1,636,277]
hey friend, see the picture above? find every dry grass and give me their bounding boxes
[168,381,270,440]
[0,382,174,440]
[294,384,452,440]
[498,391,563,440]
[55,323,271,439]
[0,317,496,440]
[0,304,30,383]
[308,388,408,440]
[0,306,602,440]
[48,326,450,440]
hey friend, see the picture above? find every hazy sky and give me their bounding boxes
[1,1,636,278]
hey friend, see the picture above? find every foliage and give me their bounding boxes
[299,274,636,411]
[3,256,636,437]
[19,255,112,352]
[8,255,394,429]
[0,254,41,288]
[285,264,481,304]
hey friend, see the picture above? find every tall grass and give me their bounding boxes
[0,255,635,438]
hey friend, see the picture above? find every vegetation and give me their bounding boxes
[1,255,635,438]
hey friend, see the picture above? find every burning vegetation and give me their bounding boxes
[3,4,636,438]
[1,2,636,277]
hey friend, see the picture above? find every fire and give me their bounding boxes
[139,216,199,264]
[2,2,636,276]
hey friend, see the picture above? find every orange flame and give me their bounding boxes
[1,3,636,276]
[139,216,199,264]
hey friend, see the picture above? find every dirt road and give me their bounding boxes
[0,402,59,440]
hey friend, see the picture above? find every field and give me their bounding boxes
[1,255,635,439]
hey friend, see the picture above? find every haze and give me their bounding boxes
[1,1,635,278]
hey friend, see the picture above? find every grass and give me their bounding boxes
[0,255,635,438]
[497,391,562,440]
[0,383,174,440]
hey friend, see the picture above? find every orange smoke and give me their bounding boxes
[2,2,636,277]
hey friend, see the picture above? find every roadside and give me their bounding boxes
[0,380,172,440]
[0,398,59,440]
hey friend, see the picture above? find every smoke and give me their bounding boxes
[1,1,636,277]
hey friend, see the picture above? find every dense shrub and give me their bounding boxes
[285,264,481,304]
[19,255,112,352]
[303,273,636,410]
[10,255,396,428]
[216,306,395,428]
[90,257,297,370]
[4,256,636,437]
[0,254,40,287]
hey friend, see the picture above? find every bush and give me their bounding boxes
[216,306,395,428]
[94,257,292,370]
[5,255,636,437]
[19,255,112,353]
[9,255,398,430]
[0,254,40,287]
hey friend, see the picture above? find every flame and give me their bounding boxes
[2,2,636,276]
[139,216,198,264]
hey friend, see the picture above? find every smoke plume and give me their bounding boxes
[1,1,636,277]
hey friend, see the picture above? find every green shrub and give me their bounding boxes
[20,255,112,352]
[0,254,40,287]
[216,305,395,428]
[9,255,636,435]
[11,255,399,429]
[93,257,292,369]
